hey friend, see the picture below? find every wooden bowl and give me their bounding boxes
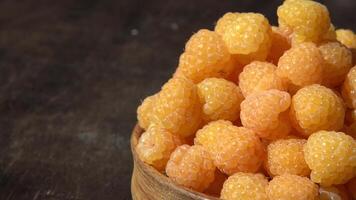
[131,124,220,200]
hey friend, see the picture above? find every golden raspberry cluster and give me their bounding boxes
[136,0,356,199]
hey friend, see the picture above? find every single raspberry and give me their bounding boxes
[277,42,323,87]
[197,78,244,122]
[267,26,291,64]
[174,29,234,83]
[319,185,351,200]
[151,78,202,138]
[219,13,272,64]
[136,124,182,171]
[221,172,268,200]
[165,144,215,192]
[204,170,228,197]
[267,174,319,200]
[336,29,356,49]
[277,0,330,43]
[215,12,239,36]
[346,177,356,200]
[304,131,356,186]
[342,66,356,109]
[266,139,310,177]
[240,90,292,140]
[184,29,229,59]
[290,84,345,136]
[319,42,352,87]
[137,94,157,130]
[239,61,288,97]
[195,120,264,175]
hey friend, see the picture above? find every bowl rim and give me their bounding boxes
[131,123,220,200]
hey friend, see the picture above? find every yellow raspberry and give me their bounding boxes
[166,145,215,192]
[184,29,230,65]
[277,0,330,43]
[267,174,319,200]
[239,61,288,97]
[136,124,182,171]
[204,170,228,197]
[319,42,352,87]
[290,84,345,136]
[336,29,356,49]
[195,120,265,175]
[174,29,234,83]
[215,12,239,36]
[346,177,356,200]
[197,78,244,122]
[304,131,356,186]
[137,94,157,130]
[267,26,291,64]
[265,139,310,177]
[151,78,202,138]
[221,173,268,200]
[219,13,272,64]
[319,185,351,200]
[342,66,356,109]
[277,42,323,87]
[240,90,292,140]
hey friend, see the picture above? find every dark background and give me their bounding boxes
[0,0,355,199]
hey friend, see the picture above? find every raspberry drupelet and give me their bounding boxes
[197,78,244,122]
[240,89,292,140]
[165,145,215,192]
[195,120,265,175]
[304,130,356,186]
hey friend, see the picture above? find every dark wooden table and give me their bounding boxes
[0,0,355,199]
